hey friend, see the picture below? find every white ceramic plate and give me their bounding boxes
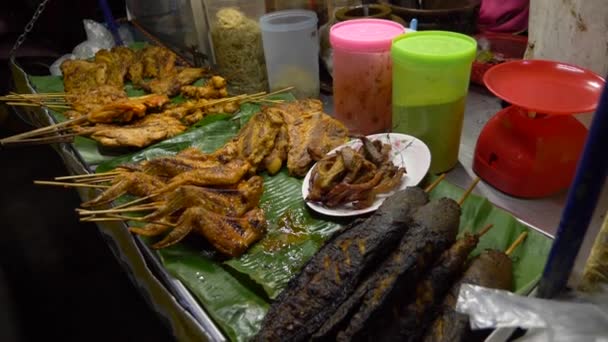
[302,133,431,217]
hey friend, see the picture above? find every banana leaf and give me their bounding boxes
[27,74,553,340]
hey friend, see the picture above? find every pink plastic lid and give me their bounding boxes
[330,19,405,53]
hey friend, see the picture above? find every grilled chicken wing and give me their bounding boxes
[144,176,264,220]
[81,172,166,207]
[147,207,267,256]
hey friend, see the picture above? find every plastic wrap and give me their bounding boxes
[50,19,133,76]
[456,284,608,341]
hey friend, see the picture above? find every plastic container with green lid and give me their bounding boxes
[391,30,476,173]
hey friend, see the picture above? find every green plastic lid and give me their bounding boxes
[391,31,477,65]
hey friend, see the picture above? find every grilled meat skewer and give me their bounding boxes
[329,198,461,342]
[255,187,429,342]
[423,249,513,342]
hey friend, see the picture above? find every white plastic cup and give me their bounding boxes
[260,10,320,99]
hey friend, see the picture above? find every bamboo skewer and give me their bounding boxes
[34,180,110,189]
[74,176,116,184]
[457,177,481,206]
[0,117,85,143]
[476,223,494,237]
[6,102,70,109]
[0,136,75,147]
[506,232,528,256]
[55,171,124,181]
[77,203,162,216]
[425,174,447,193]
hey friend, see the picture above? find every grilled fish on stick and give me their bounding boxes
[379,233,480,342]
[423,249,513,342]
[255,187,429,342]
[324,199,460,342]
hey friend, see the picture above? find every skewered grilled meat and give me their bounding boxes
[262,124,288,175]
[142,156,222,178]
[255,187,429,342]
[134,207,267,256]
[329,198,461,342]
[94,47,136,88]
[263,99,348,177]
[81,172,166,207]
[379,233,480,342]
[86,94,170,124]
[181,76,228,99]
[65,85,128,114]
[144,176,264,220]
[141,67,208,96]
[128,45,179,85]
[61,60,109,93]
[423,250,513,342]
[160,159,251,193]
[233,110,284,171]
[84,113,186,148]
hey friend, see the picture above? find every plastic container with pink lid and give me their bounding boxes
[330,19,405,135]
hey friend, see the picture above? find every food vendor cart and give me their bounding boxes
[4,0,607,341]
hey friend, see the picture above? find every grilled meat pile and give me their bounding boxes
[59,46,236,148]
[81,100,348,256]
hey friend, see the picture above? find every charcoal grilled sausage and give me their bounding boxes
[255,187,429,342]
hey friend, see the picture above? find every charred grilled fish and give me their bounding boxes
[383,233,479,342]
[334,198,461,342]
[255,187,429,342]
[423,249,513,342]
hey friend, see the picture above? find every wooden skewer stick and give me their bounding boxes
[82,217,176,227]
[424,173,447,193]
[108,193,160,210]
[55,171,124,181]
[74,176,116,184]
[81,217,133,223]
[457,177,481,206]
[248,86,294,100]
[80,214,146,222]
[1,136,75,147]
[34,180,109,189]
[6,102,71,109]
[77,204,161,216]
[0,116,86,143]
[7,91,66,97]
[476,223,494,237]
[506,231,528,256]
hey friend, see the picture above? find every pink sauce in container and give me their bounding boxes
[330,19,405,134]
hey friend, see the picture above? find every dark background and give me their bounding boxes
[0,2,174,341]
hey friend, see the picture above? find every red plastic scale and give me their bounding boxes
[473,60,605,198]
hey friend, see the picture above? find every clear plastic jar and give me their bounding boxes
[330,19,405,134]
[204,0,268,94]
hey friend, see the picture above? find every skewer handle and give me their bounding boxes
[506,232,528,256]
[458,177,481,206]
